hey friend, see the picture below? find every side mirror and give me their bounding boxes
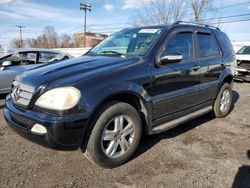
[0,61,12,71]
[158,52,183,66]
[2,61,12,67]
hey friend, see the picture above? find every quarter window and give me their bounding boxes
[197,33,220,58]
[165,32,194,61]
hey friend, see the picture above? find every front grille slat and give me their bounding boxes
[13,81,35,93]
[16,98,30,106]
[11,81,35,108]
[19,91,33,100]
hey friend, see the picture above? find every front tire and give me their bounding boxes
[213,83,233,118]
[85,101,142,168]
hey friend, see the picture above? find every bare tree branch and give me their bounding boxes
[25,26,77,48]
[130,0,188,26]
[191,0,214,22]
[10,38,24,48]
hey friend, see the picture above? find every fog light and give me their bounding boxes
[31,124,47,135]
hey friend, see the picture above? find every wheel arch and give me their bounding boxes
[80,91,152,152]
[222,74,234,85]
[219,67,234,87]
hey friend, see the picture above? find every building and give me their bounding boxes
[74,32,108,48]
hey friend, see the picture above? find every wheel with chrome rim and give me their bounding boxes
[220,89,231,113]
[101,115,135,158]
[213,83,232,118]
[85,101,142,168]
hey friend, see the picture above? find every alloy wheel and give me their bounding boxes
[101,115,135,158]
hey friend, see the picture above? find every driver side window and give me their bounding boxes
[165,32,194,61]
[2,52,37,66]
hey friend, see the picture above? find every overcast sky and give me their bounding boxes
[0,0,250,49]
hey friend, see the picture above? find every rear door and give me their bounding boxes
[150,29,201,120]
[195,30,223,103]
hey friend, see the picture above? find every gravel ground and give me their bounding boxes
[0,83,249,188]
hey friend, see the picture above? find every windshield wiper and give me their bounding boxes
[85,51,97,56]
[99,50,125,56]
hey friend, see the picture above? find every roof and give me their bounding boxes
[123,21,221,32]
[10,48,66,53]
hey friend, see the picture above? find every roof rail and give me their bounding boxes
[174,21,220,31]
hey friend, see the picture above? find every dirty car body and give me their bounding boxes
[4,22,236,168]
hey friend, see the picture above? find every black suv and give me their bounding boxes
[4,22,236,168]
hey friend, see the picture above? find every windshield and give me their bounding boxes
[88,27,164,57]
[236,46,250,54]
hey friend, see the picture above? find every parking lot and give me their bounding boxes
[0,83,249,188]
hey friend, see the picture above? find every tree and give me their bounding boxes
[129,0,218,26]
[60,34,75,48]
[27,38,39,48]
[26,26,78,48]
[10,38,24,48]
[130,0,188,26]
[0,44,2,50]
[43,26,59,48]
[190,0,214,22]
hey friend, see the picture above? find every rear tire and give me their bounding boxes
[85,101,142,168]
[213,83,233,118]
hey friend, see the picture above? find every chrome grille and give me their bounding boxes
[11,81,35,107]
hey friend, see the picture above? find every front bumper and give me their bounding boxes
[4,96,91,150]
[234,68,250,82]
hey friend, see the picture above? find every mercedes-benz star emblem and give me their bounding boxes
[12,85,21,102]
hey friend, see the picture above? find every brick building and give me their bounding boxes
[74,32,108,48]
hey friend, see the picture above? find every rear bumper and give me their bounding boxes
[4,96,91,150]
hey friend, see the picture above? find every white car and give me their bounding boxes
[0,48,73,94]
[235,46,250,82]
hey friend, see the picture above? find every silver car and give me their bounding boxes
[0,48,72,94]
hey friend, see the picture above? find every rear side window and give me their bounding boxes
[197,33,220,58]
[165,32,194,60]
[39,52,64,64]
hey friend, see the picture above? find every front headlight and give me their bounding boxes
[35,87,81,110]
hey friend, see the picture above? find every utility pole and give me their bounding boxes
[16,25,25,48]
[80,3,91,47]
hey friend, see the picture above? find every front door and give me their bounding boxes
[150,30,201,120]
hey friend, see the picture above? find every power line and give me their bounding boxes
[209,1,250,12]
[201,13,250,21]
[209,17,250,24]
[187,1,250,16]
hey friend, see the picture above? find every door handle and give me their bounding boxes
[191,65,201,71]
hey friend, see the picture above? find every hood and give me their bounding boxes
[17,55,140,88]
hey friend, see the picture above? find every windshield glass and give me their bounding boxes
[236,46,250,54]
[88,27,164,56]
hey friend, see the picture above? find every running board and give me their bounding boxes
[151,106,212,134]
